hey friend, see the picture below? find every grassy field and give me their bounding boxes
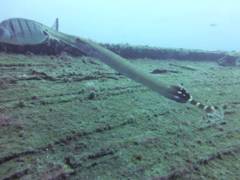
[0,53,239,179]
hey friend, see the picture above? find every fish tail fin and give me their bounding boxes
[188,97,216,113]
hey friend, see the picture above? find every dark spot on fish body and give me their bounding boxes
[24,19,33,35]
[190,99,198,106]
[17,19,25,36]
[0,28,4,36]
[198,104,205,109]
[205,106,215,113]
[9,20,16,36]
[28,21,39,35]
[1,21,8,30]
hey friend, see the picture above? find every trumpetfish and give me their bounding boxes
[0,18,217,113]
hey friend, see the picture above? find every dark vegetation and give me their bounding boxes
[101,43,232,61]
[0,40,85,56]
[1,41,239,65]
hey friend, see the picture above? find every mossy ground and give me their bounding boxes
[0,53,239,179]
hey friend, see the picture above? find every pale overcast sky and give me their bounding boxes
[0,0,239,51]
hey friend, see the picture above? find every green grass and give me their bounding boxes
[0,53,240,179]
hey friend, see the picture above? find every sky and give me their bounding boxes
[0,0,239,51]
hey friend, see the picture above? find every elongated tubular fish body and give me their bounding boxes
[188,96,216,113]
[47,31,179,101]
[0,18,216,112]
[50,32,217,112]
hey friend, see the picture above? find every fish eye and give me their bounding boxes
[43,30,48,36]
